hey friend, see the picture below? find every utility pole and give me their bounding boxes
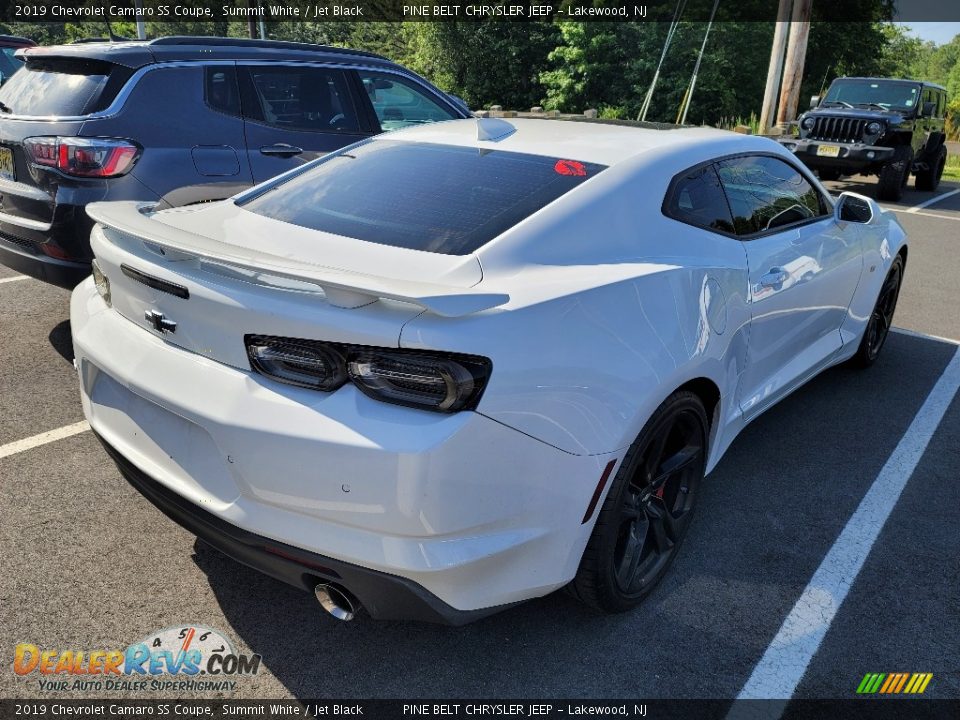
[776,0,813,127]
[134,0,146,39]
[247,0,258,39]
[758,0,792,134]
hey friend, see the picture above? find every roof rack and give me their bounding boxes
[149,36,385,60]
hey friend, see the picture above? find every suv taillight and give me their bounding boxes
[23,137,140,178]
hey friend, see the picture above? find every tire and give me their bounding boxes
[569,390,708,613]
[818,169,842,182]
[851,255,904,368]
[915,145,947,192]
[877,146,913,202]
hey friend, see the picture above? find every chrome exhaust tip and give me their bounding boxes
[314,583,359,622]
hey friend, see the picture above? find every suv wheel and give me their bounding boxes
[818,169,842,182]
[877,146,913,202]
[915,146,947,192]
[569,391,707,613]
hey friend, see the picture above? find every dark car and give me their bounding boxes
[0,35,35,84]
[0,36,469,287]
[778,77,948,201]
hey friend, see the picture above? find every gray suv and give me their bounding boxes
[779,77,948,201]
[0,36,468,287]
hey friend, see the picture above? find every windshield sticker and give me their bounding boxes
[555,159,587,176]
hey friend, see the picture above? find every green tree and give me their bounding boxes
[405,21,559,110]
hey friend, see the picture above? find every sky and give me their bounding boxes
[897,22,960,46]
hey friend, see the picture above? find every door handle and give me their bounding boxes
[260,144,303,158]
[759,269,789,288]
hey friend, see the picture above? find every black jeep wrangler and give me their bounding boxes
[779,77,948,201]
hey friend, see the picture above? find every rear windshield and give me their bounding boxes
[239,140,606,255]
[0,58,121,117]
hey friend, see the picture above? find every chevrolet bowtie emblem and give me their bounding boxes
[144,310,177,334]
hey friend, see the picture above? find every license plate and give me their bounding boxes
[0,147,13,182]
[816,144,841,158]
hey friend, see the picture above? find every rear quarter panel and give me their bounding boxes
[81,64,254,206]
[400,146,755,458]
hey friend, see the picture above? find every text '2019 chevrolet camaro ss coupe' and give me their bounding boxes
[71,118,906,623]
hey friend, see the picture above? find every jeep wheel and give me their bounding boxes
[818,169,842,182]
[877,146,913,202]
[915,146,947,192]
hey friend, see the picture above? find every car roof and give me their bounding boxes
[19,35,393,70]
[382,117,778,167]
[835,76,946,91]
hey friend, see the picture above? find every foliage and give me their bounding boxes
[403,21,559,110]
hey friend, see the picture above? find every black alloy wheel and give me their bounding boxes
[570,391,708,613]
[853,255,904,368]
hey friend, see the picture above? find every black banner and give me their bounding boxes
[1,700,959,720]
[2,0,960,23]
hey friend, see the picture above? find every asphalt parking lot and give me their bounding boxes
[1,179,958,703]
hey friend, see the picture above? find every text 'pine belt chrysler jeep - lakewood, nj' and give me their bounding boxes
[779,77,949,202]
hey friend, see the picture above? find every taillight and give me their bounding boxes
[23,137,140,178]
[245,335,492,413]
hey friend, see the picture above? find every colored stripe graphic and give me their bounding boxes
[857,673,932,694]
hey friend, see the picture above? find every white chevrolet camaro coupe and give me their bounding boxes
[71,118,906,623]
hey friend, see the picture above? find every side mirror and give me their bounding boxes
[809,95,821,109]
[921,101,936,118]
[835,191,877,224]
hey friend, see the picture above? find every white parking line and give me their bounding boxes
[883,207,960,222]
[905,187,960,213]
[735,344,960,701]
[892,326,960,346]
[0,421,91,461]
[0,275,29,284]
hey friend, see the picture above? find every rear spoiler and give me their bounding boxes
[86,202,509,318]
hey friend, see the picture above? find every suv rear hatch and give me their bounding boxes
[0,48,144,233]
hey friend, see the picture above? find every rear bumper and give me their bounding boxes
[71,279,615,617]
[778,139,896,170]
[0,233,89,288]
[96,431,506,624]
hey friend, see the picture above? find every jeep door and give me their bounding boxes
[720,155,864,419]
[239,64,375,183]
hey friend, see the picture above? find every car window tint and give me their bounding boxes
[716,155,827,236]
[239,140,606,255]
[0,58,119,116]
[356,71,456,130]
[665,164,735,233]
[243,66,358,133]
[205,66,240,117]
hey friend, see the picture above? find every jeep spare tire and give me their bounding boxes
[878,146,913,202]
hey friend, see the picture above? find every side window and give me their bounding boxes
[204,66,240,117]
[664,164,735,234]
[716,155,828,236]
[240,66,359,133]
[355,71,457,130]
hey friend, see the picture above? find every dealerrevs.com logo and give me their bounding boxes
[12,625,261,693]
